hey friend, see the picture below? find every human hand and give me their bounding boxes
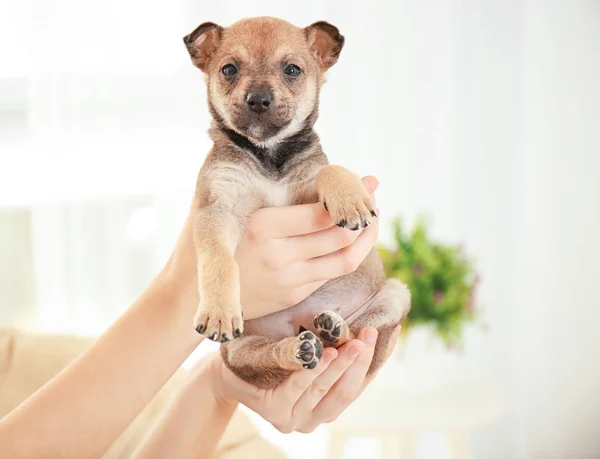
[163,176,379,321]
[205,325,399,434]
[236,176,379,319]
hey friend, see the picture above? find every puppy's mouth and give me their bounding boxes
[220,99,300,144]
[241,118,289,140]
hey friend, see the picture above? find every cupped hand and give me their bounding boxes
[207,325,399,434]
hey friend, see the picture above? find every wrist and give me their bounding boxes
[208,354,239,409]
[188,354,238,410]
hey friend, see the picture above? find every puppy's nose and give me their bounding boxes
[246,92,272,114]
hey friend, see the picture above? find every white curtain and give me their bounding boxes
[1,1,599,458]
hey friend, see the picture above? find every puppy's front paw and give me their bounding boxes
[294,331,323,369]
[314,310,348,345]
[194,302,243,342]
[321,186,376,231]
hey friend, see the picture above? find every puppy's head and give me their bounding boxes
[183,17,344,147]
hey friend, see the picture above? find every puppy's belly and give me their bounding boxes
[244,287,373,341]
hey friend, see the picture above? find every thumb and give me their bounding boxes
[361,176,379,193]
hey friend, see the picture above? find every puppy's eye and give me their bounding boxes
[283,64,302,77]
[221,64,237,77]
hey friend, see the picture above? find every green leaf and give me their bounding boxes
[381,216,481,346]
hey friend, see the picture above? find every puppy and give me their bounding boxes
[183,17,410,388]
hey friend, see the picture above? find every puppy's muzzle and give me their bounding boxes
[246,92,272,114]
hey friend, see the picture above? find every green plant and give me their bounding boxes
[379,216,480,347]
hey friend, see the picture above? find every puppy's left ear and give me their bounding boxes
[183,22,224,71]
[304,21,345,70]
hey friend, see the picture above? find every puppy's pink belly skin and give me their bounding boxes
[244,289,371,341]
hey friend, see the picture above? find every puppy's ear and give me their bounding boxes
[183,22,224,71]
[304,21,345,70]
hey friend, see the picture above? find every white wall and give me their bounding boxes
[513,1,600,457]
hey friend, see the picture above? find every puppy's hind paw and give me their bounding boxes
[294,331,323,370]
[314,310,350,346]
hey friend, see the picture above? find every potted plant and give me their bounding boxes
[377,216,481,390]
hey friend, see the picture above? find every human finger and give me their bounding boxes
[278,348,338,405]
[249,177,378,239]
[311,327,378,422]
[299,215,380,283]
[292,340,364,425]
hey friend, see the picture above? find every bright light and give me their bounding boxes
[126,206,159,244]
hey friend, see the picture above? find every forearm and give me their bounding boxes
[0,267,201,458]
[134,357,238,459]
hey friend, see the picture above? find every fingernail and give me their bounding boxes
[365,328,378,345]
[349,344,363,358]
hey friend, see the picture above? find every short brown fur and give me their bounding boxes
[184,17,411,388]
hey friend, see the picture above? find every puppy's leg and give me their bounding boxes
[220,330,323,389]
[316,165,376,231]
[349,278,411,376]
[193,208,244,342]
[314,310,353,347]
[315,278,410,358]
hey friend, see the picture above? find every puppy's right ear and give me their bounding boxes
[183,22,224,71]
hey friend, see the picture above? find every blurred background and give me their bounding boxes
[1,0,599,458]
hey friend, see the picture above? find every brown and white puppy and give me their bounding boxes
[184,17,410,388]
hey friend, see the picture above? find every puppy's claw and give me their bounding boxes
[323,201,328,211]
[337,219,346,228]
[370,210,377,218]
[299,325,307,334]
[193,302,243,342]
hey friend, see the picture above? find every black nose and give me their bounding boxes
[246,92,272,114]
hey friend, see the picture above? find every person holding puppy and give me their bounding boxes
[0,176,398,458]
[1,16,403,459]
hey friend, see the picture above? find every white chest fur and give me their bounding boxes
[255,176,292,207]
[209,164,294,213]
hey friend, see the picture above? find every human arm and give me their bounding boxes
[135,322,399,459]
[0,177,379,458]
[134,324,399,459]
[132,357,239,459]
